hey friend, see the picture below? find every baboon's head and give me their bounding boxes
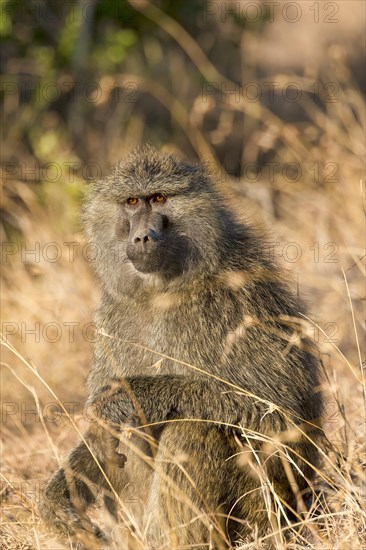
[83,146,241,297]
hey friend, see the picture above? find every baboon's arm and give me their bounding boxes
[92,375,288,433]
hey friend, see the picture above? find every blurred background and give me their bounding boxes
[1,1,365,548]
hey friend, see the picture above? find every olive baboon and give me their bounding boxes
[40,146,322,547]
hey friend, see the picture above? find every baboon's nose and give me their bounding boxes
[134,234,150,244]
[130,230,159,254]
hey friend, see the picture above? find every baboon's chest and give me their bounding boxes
[101,293,242,377]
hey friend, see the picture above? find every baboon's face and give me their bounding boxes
[84,148,225,294]
[119,192,190,276]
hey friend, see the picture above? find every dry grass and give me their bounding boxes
[1,1,365,548]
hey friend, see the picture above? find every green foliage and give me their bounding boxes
[0,0,12,36]
[1,0,269,236]
[93,28,137,69]
[57,7,83,63]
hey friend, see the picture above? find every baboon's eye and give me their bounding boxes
[151,194,166,204]
[126,197,139,206]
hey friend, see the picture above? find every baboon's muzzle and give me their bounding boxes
[126,211,165,273]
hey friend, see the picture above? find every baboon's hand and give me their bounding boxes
[39,443,110,540]
[91,381,140,427]
[39,493,105,540]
